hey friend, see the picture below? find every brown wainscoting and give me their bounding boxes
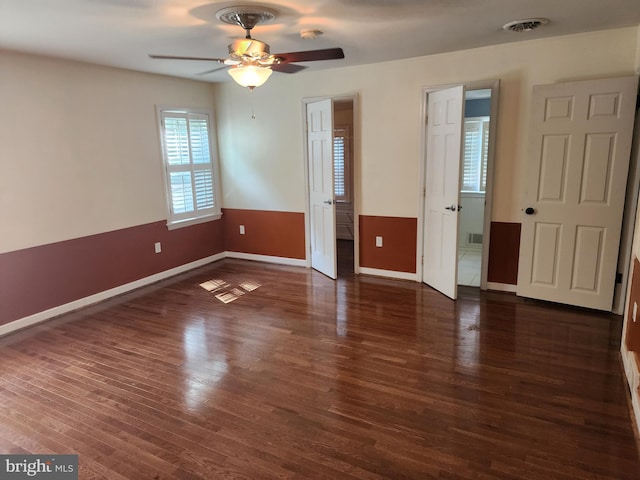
[0,219,224,326]
[222,209,305,259]
[359,215,417,273]
[487,221,521,285]
[625,257,640,352]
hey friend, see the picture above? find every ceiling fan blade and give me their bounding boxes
[274,48,344,64]
[197,66,229,76]
[149,54,226,63]
[270,63,307,74]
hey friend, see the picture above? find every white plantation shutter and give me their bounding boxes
[481,119,489,192]
[333,127,351,202]
[334,135,346,198]
[169,172,194,214]
[463,121,481,191]
[160,110,219,226]
[462,117,489,193]
[194,169,214,208]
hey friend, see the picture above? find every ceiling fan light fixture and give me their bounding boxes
[150,5,345,83]
[228,65,272,90]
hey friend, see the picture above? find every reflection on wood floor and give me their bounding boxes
[0,258,638,479]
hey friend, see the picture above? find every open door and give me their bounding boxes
[517,76,638,311]
[422,85,465,299]
[307,98,337,279]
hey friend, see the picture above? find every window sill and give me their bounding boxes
[166,212,222,230]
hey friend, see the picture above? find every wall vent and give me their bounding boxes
[467,233,483,245]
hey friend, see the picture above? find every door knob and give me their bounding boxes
[445,204,457,211]
[525,207,535,215]
[323,199,333,205]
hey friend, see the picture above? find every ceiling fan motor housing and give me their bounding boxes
[228,38,271,61]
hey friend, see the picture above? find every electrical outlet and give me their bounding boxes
[375,236,383,247]
[154,242,162,254]
[239,225,245,235]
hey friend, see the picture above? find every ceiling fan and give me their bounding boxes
[149,5,345,91]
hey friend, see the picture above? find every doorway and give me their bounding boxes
[421,80,499,298]
[457,89,492,287]
[334,99,355,276]
[304,95,358,279]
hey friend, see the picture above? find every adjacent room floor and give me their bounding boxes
[1,259,639,479]
[458,247,482,287]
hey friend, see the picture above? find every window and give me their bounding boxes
[462,116,489,193]
[158,108,220,228]
[333,126,351,203]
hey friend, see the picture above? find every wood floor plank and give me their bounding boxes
[1,258,639,479]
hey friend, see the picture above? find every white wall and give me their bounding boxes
[458,193,485,249]
[213,27,639,222]
[0,50,216,254]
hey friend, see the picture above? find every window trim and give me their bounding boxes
[156,106,222,229]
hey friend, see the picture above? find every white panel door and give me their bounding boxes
[517,76,638,311]
[422,85,465,299]
[307,99,337,279]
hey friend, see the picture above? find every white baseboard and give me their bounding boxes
[621,345,640,435]
[5,251,514,337]
[486,281,517,293]
[0,252,225,338]
[225,251,307,268]
[0,251,310,337]
[358,267,418,282]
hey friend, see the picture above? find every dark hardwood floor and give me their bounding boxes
[1,258,639,479]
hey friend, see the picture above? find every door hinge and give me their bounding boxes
[616,272,623,284]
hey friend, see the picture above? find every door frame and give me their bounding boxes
[302,93,361,274]
[615,108,640,314]
[417,79,500,289]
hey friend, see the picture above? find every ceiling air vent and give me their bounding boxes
[502,18,549,32]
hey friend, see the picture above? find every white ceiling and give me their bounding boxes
[1,0,639,83]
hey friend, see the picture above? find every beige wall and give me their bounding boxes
[0,50,216,254]
[636,26,640,71]
[214,27,639,221]
[2,27,638,255]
